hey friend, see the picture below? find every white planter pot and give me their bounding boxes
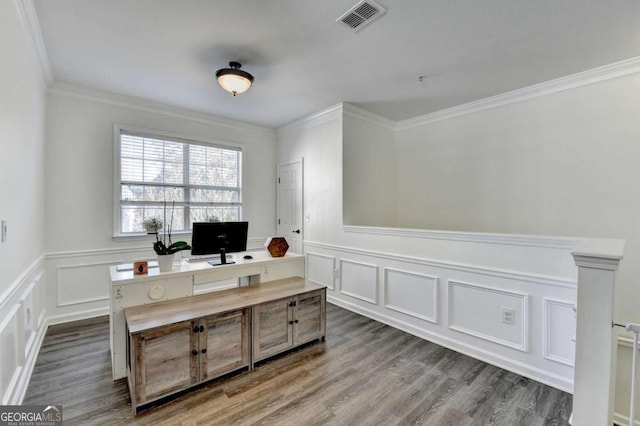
[157,253,175,272]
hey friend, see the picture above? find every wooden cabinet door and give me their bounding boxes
[199,309,250,380]
[252,297,293,361]
[135,321,198,403]
[294,289,326,345]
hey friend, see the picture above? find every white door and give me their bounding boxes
[277,160,303,254]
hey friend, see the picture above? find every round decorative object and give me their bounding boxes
[148,285,165,300]
[157,253,175,272]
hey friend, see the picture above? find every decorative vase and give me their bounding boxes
[157,253,175,272]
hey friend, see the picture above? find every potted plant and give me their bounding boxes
[145,203,191,272]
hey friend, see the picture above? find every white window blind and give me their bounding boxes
[117,130,242,235]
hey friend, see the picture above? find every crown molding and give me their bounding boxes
[13,0,53,85]
[342,103,396,130]
[48,81,276,137]
[277,103,344,134]
[397,56,640,130]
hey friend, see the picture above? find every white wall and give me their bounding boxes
[44,83,277,323]
[0,0,48,404]
[394,71,640,323]
[342,106,396,226]
[0,1,47,297]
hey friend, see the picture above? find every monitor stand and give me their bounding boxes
[207,248,235,266]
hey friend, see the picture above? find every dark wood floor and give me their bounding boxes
[24,304,572,425]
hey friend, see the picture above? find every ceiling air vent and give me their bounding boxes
[337,0,386,32]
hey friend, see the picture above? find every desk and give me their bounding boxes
[109,251,305,380]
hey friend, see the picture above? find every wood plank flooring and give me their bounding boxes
[24,304,572,425]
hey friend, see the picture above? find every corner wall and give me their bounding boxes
[277,104,579,393]
[0,1,48,404]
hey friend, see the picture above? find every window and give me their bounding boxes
[116,128,242,235]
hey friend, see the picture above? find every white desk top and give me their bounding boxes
[109,250,304,285]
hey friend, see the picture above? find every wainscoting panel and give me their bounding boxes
[0,304,23,405]
[339,259,378,304]
[19,276,41,357]
[56,261,116,307]
[0,256,46,405]
[304,240,575,392]
[543,298,576,366]
[384,268,438,324]
[306,252,335,289]
[448,280,529,352]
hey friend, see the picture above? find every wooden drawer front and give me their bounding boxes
[253,298,293,361]
[200,309,250,380]
[294,290,326,345]
[137,322,198,403]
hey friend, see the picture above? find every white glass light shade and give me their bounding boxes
[217,74,252,96]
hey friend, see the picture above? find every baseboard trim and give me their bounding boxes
[46,307,110,326]
[327,294,573,393]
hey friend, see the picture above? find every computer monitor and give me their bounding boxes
[190,222,249,256]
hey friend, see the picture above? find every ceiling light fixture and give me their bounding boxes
[215,61,254,96]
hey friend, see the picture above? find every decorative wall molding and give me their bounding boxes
[0,256,46,405]
[47,237,266,260]
[306,252,336,290]
[543,298,576,367]
[339,259,378,305]
[304,240,576,289]
[56,261,119,307]
[277,103,343,134]
[12,315,47,405]
[0,255,45,313]
[342,103,396,130]
[447,280,529,352]
[0,305,23,405]
[383,268,438,324]
[327,294,573,393]
[344,225,582,250]
[396,56,640,130]
[46,246,150,260]
[13,0,53,85]
[48,81,275,137]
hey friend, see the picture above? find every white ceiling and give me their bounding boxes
[33,0,640,128]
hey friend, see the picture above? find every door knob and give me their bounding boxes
[292,229,301,234]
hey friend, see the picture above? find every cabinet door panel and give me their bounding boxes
[137,322,197,403]
[294,290,326,345]
[200,309,249,380]
[253,298,293,361]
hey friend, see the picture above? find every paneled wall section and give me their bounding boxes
[305,240,577,392]
[0,258,46,405]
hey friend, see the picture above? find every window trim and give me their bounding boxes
[113,124,244,239]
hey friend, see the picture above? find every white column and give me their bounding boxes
[572,239,624,426]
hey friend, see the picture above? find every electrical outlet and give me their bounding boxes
[1,220,6,242]
[501,307,515,325]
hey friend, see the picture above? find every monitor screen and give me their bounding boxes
[190,222,248,256]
